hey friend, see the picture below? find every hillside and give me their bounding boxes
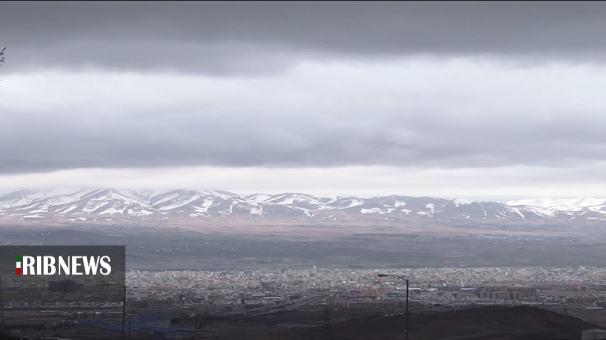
[1,189,606,225]
[262,305,600,340]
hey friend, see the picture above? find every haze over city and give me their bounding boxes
[2,2,606,200]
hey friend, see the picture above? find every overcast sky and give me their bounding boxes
[2,2,606,200]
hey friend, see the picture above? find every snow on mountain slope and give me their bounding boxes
[0,189,604,223]
[507,198,606,212]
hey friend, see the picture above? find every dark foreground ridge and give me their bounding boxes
[261,305,599,340]
[0,305,599,339]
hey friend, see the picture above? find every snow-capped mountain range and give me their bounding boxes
[0,189,605,223]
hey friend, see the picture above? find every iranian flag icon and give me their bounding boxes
[16,256,21,275]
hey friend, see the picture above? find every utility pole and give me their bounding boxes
[122,284,126,338]
[378,274,410,340]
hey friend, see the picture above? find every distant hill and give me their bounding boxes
[1,188,606,225]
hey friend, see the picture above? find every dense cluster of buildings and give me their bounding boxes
[4,266,606,339]
[122,266,606,314]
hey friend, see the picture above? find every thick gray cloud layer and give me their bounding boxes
[1,2,606,176]
[3,2,606,74]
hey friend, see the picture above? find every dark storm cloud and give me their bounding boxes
[3,2,606,74]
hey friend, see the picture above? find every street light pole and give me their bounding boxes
[378,274,409,340]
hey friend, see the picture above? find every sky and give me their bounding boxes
[1,2,606,201]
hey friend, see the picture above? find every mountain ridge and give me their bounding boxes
[0,188,605,224]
